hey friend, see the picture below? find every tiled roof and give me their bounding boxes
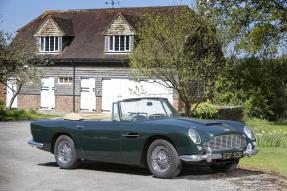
[16,6,188,62]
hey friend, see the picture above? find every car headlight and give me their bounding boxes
[244,126,255,140]
[188,129,201,144]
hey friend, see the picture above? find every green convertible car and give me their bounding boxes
[28,97,257,178]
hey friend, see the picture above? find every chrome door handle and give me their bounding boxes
[76,125,85,130]
[121,133,140,138]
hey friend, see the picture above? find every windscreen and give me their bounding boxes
[120,99,177,121]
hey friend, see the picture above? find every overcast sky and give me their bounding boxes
[0,0,195,34]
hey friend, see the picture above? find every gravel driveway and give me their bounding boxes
[0,121,286,191]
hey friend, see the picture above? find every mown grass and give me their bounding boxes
[240,147,287,176]
[0,109,60,121]
[240,119,287,176]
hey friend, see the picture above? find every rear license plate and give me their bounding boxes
[222,151,243,160]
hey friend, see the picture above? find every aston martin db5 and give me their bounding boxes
[28,97,257,178]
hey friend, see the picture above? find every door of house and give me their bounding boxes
[6,79,17,108]
[41,77,55,110]
[80,78,96,112]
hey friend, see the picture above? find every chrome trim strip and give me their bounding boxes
[27,140,44,148]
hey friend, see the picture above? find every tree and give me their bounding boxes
[197,0,287,57]
[0,31,47,109]
[130,8,223,116]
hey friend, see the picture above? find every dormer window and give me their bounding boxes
[103,13,135,54]
[34,16,74,54]
[108,35,131,52]
[39,36,62,53]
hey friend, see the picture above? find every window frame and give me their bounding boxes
[39,36,62,53]
[58,77,73,84]
[107,35,132,53]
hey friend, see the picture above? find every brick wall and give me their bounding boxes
[55,95,80,112]
[18,94,40,110]
[96,96,102,113]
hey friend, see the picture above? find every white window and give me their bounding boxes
[58,77,73,84]
[108,35,131,52]
[39,36,61,53]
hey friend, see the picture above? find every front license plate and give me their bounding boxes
[222,152,243,160]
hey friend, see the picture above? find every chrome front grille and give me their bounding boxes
[203,134,247,150]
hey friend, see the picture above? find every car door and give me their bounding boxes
[75,120,122,163]
[119,121,148,165]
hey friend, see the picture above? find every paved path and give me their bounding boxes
[0,121,286,191]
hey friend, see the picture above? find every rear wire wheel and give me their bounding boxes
[54,135,80,169]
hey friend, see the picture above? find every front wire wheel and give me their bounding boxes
[147,139,182,178]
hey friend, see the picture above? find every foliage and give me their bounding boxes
[192,101,218,119]
[198,0,287,56]
[130,8,224,116]
[0,31,47,109]
[213,57,287,121]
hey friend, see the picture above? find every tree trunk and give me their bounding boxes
[8,81,23,110]
[184,101,192,117]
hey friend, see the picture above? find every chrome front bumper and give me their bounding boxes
[27,140,44,148]
[180,144,258,163]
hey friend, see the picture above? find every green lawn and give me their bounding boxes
[239,119,287,176]
[0,109,60,121]
[240,147,287,176]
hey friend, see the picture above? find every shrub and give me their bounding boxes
[213,57,287,121]
[28,108,37,114]
[192,101,218,119]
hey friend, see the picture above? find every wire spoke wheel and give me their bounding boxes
[151,146,171,173]
[57,141,72,164]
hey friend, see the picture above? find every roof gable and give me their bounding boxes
[103,13,135,35]
[34,16,65,36]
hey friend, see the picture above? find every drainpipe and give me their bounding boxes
[72,60,76,112]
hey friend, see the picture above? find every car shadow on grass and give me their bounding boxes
[38,161,264,179]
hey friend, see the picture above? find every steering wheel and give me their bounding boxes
[149,113,166,119]
[127,112,148,121]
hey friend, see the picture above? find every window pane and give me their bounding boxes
[120,36,125,51]
[126,36,130,51]
[50,37,54,51]
[55,37,59,51]
[40,37,44,51]
[45,37,49,51]
[115,36,119,51]
[109,36,113,51]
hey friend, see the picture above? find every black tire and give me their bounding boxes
[147,139,182,178]
[54,135,80,169]
[210,160,239,173]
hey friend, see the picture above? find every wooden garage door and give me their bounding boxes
[102,79,173,112]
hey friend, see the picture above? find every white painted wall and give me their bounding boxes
[6,80,17,108]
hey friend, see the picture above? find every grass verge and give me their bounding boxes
[0,109,61,121]
[240,147,287,176]
[239,119,287,176]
